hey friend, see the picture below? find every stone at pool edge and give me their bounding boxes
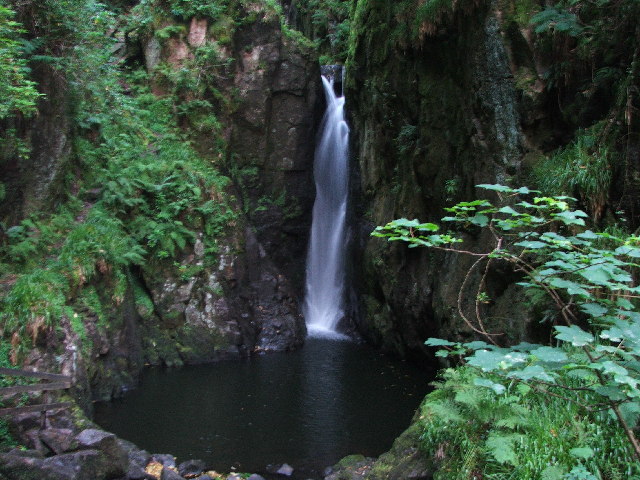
[276,463,294,476]
[152,453,177,468]
[160,467,184,480]
[178,458,206,477]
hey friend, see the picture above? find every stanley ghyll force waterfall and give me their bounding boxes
[304,74,349,337]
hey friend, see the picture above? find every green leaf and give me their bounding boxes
[555,325,594,346]
[486,433,520,465]
[515,240,549,249]
[595,385,627,401]
[553,210,587,226]
[508,365,555,382]
[530,346,568,363]
[470,213,489,227]
[541,465,565,480]
[425,338,455,347]
[474,377,506,394]
[477,184,514,192]
[580,302,608,318]
[618,401,640,427]
[548,278,591,297]
[467,350,527,371]
[616,245,640,258]
[464,340,492,350]
[576,230,599,240]
[498,205,519,216]
[569,447,594,459]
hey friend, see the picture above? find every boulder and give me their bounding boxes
[276,463,294,476]
[160,467,184,480]
[177,459,206,477]
[75,428,128,471]
[40,428,76,455]
[0,449,125,480]
[151,454,176,468]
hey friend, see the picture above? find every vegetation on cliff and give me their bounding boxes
[0,0,239,366]
[375,184,640,476]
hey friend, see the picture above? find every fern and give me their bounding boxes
[486,432,522,465]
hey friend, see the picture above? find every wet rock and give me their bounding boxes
[75,428,128,469]
[126,463,151,480]
[160,467,184,480]
[152,454,177,469]
[247,475,266,480]
[0,449,125,480]
[362,421,433,480]
[324,455,375,480]
[277,463,294,476]
[4,448,44,459]
[178,459,206,477]
[23,428,51,456]
[40,428,76,455]
[118,438,152,469]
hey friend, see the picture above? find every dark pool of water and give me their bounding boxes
[94,337,430,479]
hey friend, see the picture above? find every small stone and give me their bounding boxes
[277,463,294,476]
[247,474,266,480]
[152,454,177,468]
[145,461,164,479]
[160,467,184,480]
[178,459,206,477]
[126,463,150,480]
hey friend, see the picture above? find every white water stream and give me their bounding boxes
[303,76,349,338]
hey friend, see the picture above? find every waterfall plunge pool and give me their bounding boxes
[94,337,430,479]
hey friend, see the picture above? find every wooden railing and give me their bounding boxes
[0,367,73,416]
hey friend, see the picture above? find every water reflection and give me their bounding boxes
[94,338,430,479]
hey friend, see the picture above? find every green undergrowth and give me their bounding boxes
[420,367,639,479]
[531,123,616,224]
[0,0,237,362]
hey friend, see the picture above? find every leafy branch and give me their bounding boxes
[373,184,640,462]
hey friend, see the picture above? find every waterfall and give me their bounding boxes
[303,75,349,338]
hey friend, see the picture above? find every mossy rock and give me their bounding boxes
[366,420,433,480]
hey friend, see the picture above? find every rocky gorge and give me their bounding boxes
[1,0,639,478]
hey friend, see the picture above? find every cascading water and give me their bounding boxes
[303,75,349,338]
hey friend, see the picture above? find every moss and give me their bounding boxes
[367,418,433,479]
[337,454,367,469]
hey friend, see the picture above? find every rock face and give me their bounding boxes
[134,2,320,360]
[228,7,321,293]
[346,0,540,365]
[0,63,72,224]
[2,1,319,410]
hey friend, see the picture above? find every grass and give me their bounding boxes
[419,367,640,479]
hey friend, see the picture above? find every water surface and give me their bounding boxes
[94,338,430,479]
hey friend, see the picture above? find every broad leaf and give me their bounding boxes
[477,184,514,192]
[530,346,568,363]
[555,325,594,346]
[425,338,455,347]
[569,447,594,459]
[474,377,506,394]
